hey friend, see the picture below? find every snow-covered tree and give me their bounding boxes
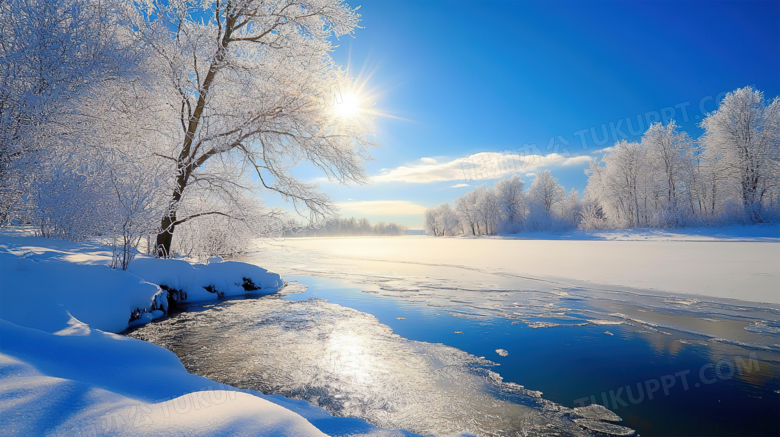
[172,191,284,260]
[642,120,696,224]
[475,186,500,235]
[455,189,481,235]
[597,140,652,227]
[124,0,377,256]
[700,86,780,222]
[559,188,581,228]
[285,216,405,237]
[424,203,460,236]
[436,203,461,236]
[423,208,441,236]
[495,174,525,233]
[448,173,576,234]
[528,170,564,217]
[579,185,606,229]
[0,0,136,223]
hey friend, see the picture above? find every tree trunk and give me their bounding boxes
[155,163,190,257]
[155,215,175,258]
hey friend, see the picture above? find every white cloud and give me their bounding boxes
[450,183,470,188]
[525,173,536,177]
[561,155,592,166]
[371,151,593,184]
[336,200,428,216]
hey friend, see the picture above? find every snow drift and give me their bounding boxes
[0,235,282,334]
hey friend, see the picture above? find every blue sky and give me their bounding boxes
[267,0,780,229]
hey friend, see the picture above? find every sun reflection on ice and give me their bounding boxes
[130,297,614,436]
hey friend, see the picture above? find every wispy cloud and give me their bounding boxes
[561,155,592,166]
[371,152,593,184]
[336,200,428,216]
[450,183,469,188]
[593,146,616,155]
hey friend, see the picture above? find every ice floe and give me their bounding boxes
[572,404,622,422]
[574,419,635,436]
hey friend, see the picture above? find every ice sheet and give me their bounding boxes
[130,297,629,436]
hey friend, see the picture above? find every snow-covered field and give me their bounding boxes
[0,233,403,436]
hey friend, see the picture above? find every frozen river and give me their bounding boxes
[262,236,780,303]
[130,236,780,436]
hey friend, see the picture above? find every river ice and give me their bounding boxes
[241,237,780,356]
[129,297,628,436]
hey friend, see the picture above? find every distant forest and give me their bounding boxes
[425,86,779,236]
[285,217,408,237]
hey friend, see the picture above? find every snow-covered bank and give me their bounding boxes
[0,319,326,436]
[500,223,780,242]
[0,235,282,333]
[0,234,407,436]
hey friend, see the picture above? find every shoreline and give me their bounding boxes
[0,234,410,436]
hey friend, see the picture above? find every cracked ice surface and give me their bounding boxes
[130,297,623,436]
[241,238,780,355]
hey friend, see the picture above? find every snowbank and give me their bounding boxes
[0,236,161,333]
[129,257,282,303]
[0,318,335,436]
[0,234,282,333]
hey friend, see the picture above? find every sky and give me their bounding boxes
[266,0,780,229]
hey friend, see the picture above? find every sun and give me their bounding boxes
[334,93,361,119]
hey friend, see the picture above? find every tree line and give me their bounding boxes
[425,86,779,236]
[0,0,374,266]
[284,217,407,237]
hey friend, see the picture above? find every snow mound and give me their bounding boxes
[0,238,160,333]
[0,235,283,333]
[129,257,282,303]
[0,319,395,436]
